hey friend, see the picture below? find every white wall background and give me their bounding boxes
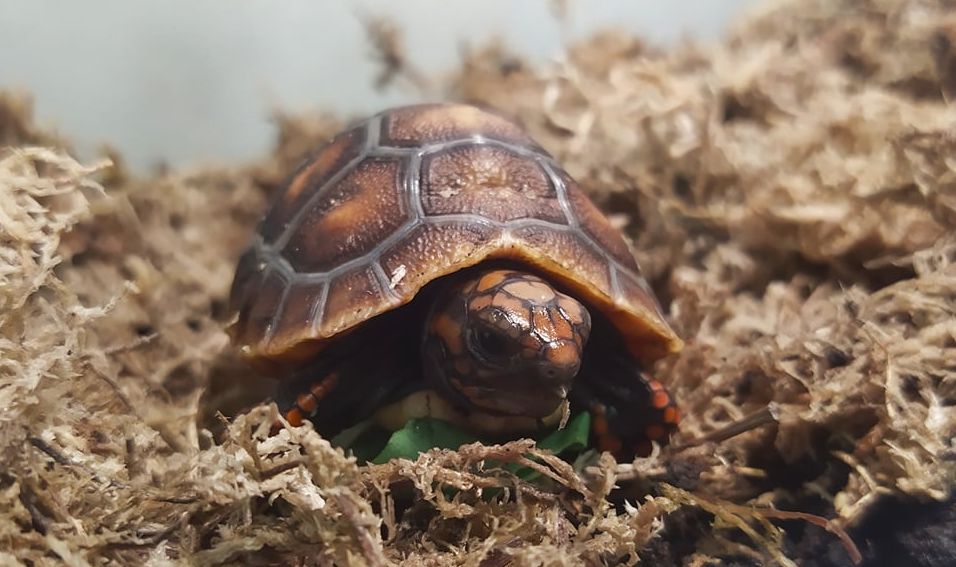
[0,1,756,172]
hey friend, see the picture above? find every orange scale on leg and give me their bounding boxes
[286,407,305,427]
[296,392,318,415]
[590,403,623,454]
[598,433,623,455]
[592,409,610,436]
[653,391,672,410]
[645,424,667,441]
[310,374,340,399]
[664,406,680,425]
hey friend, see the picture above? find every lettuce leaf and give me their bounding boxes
[356,412,592,466]
[371,418,478,464]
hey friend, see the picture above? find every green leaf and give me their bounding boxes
[537,411,591,455]
[344,425,393,464]
[371,418,479,464]
[346,412,593,474]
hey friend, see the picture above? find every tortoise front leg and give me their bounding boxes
[278,371,341,428]
[273,348,416,437]
[572,327,680,460]
[272,312,421,438]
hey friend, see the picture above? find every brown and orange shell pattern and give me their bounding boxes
[228,103,683,372]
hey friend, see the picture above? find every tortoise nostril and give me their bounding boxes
[539,366,568,382]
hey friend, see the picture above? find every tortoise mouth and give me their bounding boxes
[373,389,567,437]
[458,381,569,418]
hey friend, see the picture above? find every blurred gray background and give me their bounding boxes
[0,1,756,172]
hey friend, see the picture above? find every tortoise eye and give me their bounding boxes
[474,327,514,360]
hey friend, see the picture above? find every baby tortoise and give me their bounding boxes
[228,103,683,460]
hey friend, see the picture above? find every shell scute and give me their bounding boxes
[421,144,566,225]
[281,157,408,273]
[380,103,538,149]
[261,126,365,243]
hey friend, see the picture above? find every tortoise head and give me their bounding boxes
[422,269,592,418]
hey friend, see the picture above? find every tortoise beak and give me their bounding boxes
[491,368,572,417]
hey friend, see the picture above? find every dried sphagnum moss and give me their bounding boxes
[2,0,955,565]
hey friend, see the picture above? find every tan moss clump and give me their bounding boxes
[453,0,956,526]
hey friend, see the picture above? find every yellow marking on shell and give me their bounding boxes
[502,279,556,302]
[284,162,320,205]
[284,130,353,206]
[431,312,464,355]
[313,196,366,235]
[545,342,579,367]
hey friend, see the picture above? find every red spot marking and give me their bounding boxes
[653,391,671,410]
[645,424,667,440]
[598,433,623,454]
[592,411,610,436]
[664,406,680,425]
[591,403,623,455]
[286,407,304,427]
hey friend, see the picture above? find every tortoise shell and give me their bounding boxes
[228,103,682,372]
